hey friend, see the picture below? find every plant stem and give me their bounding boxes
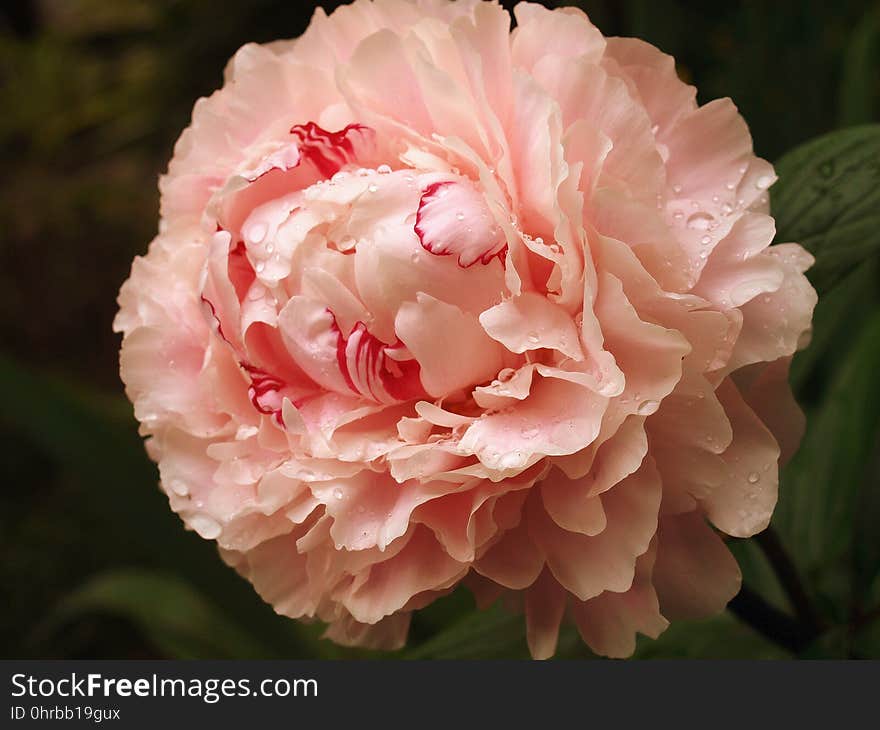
[728,585,818,654]
[755,527,824,635]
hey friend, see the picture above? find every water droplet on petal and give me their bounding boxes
[497,368,516,382]
[255,262,265,273]
[249,222,267,244]
[747,472,760,484]
[367,183,378,193]
[190,514,221,540]
[527,332,540,344]
[756,175,772,190]
[377,164,392,174]
[520,425,539,439]
[687,212,715,230]
[636,400,659,415]
[333,488,344,500]
[456,211,465,221]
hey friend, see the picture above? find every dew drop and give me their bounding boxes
[249,222,267,244]
[333,487,344,500]
[332,170,349,182]
[497,368,516,382]
[190,514,221,540]
[255,262,265,273]
[377,164,392,174]
[673,210,684,220]
[671,184,682,194]
[527,331,540,344]
[747,472,760,484]
[356,167,371,177]
[367,183,379,193]
[456,211,465,221]
[520,425,539,439]
[169,479,189,497]
[686,212,715,230]
[636,400,659,415]
[700,235,712,245]
[755,175,772,190]
[499,451,524,469]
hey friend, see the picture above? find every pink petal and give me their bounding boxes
[525,568,568,660]
[415,180,506,267]
[653,511,742,620]
[396,292,505,398]
[528,458,662,600]
[479,292,584,361]
[571,544,668,658]
[701,378,780,538]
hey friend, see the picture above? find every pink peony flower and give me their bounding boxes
[115,0,817,658]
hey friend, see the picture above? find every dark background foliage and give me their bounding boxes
[1,0,878,659]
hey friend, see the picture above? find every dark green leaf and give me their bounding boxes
[773,311,880,605]
[403,604,530,659]
[771,125,880,294]
[789,257,880,394]
[633,613,789,659]
[838,7,880,127]
[0,354,329,658]
[46,570,277,659]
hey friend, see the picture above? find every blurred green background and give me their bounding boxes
[1,0,879,659]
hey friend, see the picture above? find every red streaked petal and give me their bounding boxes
[289,121,376,179]
[414,180,507,267]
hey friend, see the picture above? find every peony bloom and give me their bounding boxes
[115,0,817,658]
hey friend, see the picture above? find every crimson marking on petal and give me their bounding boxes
[328,309,360,396]
[200,295,230,345]
[227,241,256,302]
[327,309,425,404]
[242,363,286,426]
[290,122,375,179]
[414,181,508,268]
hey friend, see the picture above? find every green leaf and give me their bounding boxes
[838,7,880,127]
[854,429,880,606]
[0,354,329,658]
[789,257,880,395]
[633,613,789,659]
[45,570,278,659]
[773,311,880,607]
[404,603,530,659]
[771,124,880,294]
